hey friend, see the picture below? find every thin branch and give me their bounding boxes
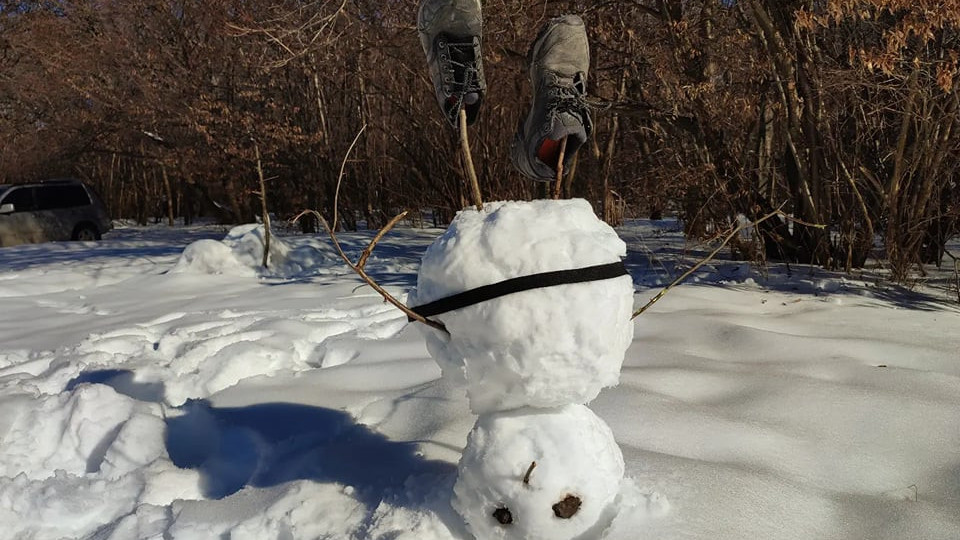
[838,159,875,242]
[292,122,448,335]
[254,141,271,269]
[523,461,537,485]
[632,204,793,319]
[552,136,568,200]
[946,249,960,304]
[459,109,483,211]
[358,211,409,271]
[334,125,367,232]
[774,210,825,230]
[225,0,348,68]
[294,209,449,335]
[955,258,960,305]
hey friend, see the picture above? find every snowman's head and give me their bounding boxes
[453,404,624,540]
[410,199,635,414]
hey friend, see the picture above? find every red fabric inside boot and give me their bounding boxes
[537,138,562,167]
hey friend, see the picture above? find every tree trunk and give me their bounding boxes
[161,165,175,226]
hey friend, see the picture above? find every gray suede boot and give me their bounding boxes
[511,15,593,182]
[417,0,486,129]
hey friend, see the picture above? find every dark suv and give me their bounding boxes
[0,179,113,247]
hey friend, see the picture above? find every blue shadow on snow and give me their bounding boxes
[65,369,166,403]
[65,369,456,503]
[165,399,456,501]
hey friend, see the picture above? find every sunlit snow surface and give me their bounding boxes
[1,218,959,539]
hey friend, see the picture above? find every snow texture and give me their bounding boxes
[454,405,624,540]
[0,219,959,540]
[172,224,337,278]
[410,200,635,413]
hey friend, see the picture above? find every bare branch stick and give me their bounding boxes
[955,258,960,305]
[357,211,409,271]
[458,109,484,211]
[632,204,788,319]
[294,209,449,335]
[552,136,569,200]
[564,152,579,197]
[333,125,367,232]
[775,211,828,230]
[945,249,960,303]
[254,141,271,269]
[294,209,351,267]
[291,123,448,335]
[523,461,537,485]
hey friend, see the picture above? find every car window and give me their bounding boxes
[2,187,37,212]
[36,185,91,210]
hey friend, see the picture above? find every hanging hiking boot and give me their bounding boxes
[511,15,593,182]
[418,0,486,129]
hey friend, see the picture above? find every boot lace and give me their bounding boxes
[545,73,592,136]
[438,37,483,96]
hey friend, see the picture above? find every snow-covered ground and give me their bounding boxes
[1,216,959,540]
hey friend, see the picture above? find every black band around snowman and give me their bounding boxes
[409,261,629,320]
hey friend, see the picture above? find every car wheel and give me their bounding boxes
[72,223,101,241]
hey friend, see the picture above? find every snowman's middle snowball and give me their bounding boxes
[410,199,635,413]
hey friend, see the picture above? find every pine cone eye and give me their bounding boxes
[552,494,582,519]
[493,506,513,525]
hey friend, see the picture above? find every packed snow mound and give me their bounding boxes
[453,405,625,540]
[0,385,138,480]
[171,224,337,277]
[410,199,635,413]
[0,384,183,539]
[172,238,256,277]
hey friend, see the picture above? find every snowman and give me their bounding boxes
[409,198,635,540]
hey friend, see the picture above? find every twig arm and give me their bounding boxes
[632,204,799,319]
[291,122,449,336]
[358,211,409,271]
[294,209,450,335]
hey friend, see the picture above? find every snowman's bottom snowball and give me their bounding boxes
[453,405,624,540]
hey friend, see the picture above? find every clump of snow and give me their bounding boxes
[100,413,168,478]
[453,405,624,540]
[410,200,635,413]
[0,384,177,539]
[0,385,136,480]
[172,239,257,277]
[0,470,145,539]
[171,224,337,278]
